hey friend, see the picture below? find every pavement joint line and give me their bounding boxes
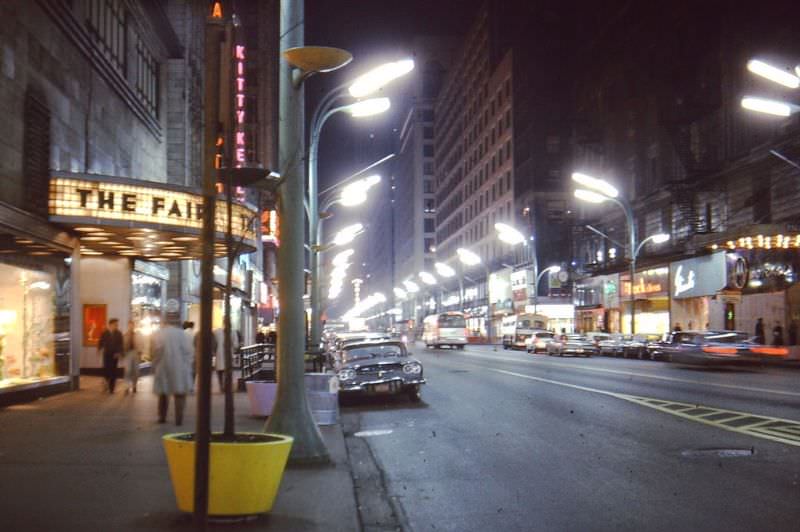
[447,349,800,398]
[492,368,800,448]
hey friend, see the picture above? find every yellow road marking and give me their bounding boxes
[493,368,800,448]
[446,349,800,398]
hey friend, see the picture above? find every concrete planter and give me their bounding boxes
[162,432,292,516]
[246,381,278,417]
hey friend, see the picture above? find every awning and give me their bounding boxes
[45,172,258,261]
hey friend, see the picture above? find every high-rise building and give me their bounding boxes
[391,36,456,328]
[433,3,575,339]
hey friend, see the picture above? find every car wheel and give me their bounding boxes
[407,386,421,403]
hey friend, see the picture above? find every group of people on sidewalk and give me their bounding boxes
[97,313,240,426]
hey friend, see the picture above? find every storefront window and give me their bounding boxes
[131,270,165,361]
[0,238,71,389]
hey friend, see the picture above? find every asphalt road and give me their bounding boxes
[341,342,800,532]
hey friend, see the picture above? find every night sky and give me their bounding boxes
[304,0,482,190]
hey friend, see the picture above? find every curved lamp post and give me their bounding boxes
[533,265,561,314]
[308,59,414,356]
[572,171,669,334]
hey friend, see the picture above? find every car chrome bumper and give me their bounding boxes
[340,377,426,392]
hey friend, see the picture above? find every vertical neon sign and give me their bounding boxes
[234,44,246,167]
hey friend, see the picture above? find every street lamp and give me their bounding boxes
[495,222,527,245]
[418,271,437,285]
[572,171,670,334]
[308,59,414,357]
[533,265,561,314]
[337,175,381,207]
[331,223,364,247]
[457,247,493,344]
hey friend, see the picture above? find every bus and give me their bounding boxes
[501,312,549,350]
[423,312,468,349]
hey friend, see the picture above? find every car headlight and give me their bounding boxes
[338,369,356,381]
[403,362,422,374]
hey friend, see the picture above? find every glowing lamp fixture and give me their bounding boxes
[332,223,364,246]
[650,233,670,244]
[495,223,526,246]
[332,248,354,267]
[339,175,381,206]
[457,247,482,266]
[403,280,420,293]
[346,97,391,118]
[394,287,407,299]
[434,262,456,278]
[741,96,795,117]
[348,59,415,98]
[747,59,800,89]
[571,172,619,199]
[574,188,609,204]
[418,271,437,285]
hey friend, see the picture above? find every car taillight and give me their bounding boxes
[702,346,738,356]
[751,347,788,356]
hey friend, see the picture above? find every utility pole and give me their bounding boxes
[265,0,329,464]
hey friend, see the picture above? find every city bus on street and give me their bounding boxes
[423,312,468,349]
[501,312,549,350]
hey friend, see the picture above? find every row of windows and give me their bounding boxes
[86,0,160,119]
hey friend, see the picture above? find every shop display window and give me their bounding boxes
[0,236,71,389]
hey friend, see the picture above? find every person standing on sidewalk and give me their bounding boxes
[98,318,124,394]
[151,312,194,425]
[773,321,785,346]
[755,317,765,344]
[122,320,143,394]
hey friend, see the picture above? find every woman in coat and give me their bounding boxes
[151,314,194,425]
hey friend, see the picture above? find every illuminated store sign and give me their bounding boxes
[261,209,280,245]
[620,268,669,297]
[234,44,247,167]
[670,252,729,299]
[49,177,256,241]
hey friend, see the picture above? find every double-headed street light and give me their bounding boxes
[572,172,670,334]
[741,58,800,117]
[308,59,414,355]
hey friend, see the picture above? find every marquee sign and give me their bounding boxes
[49,176,256,242]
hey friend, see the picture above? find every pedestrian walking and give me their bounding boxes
[151,311,194,425]
[755,317,765,344]
[673,323,682,332]
[213,326,239,392]
[773,321,785,347]
[122,320,143,394]
[98,318,124,394]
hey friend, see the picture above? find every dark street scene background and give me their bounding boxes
[2,0,800,530]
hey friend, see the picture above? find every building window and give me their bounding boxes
[423,179,434,194]
[424,218,435,233]
[424,238,435,253]
[423,162,434,175]
[424,198,435,213]
[87,0,127,75]
[423,144,434,157]
[423,126,434,139]
[135,37,159,117]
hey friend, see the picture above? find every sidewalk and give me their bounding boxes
[0,376,360,531]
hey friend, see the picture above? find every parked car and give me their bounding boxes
[623,333,663,359]
[598,334,627,356]
[546,334,598,357]
[647,330,788,365]
[335,340,426,401]
[525,331,556,353]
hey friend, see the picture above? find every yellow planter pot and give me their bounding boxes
[162,432,293,516]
